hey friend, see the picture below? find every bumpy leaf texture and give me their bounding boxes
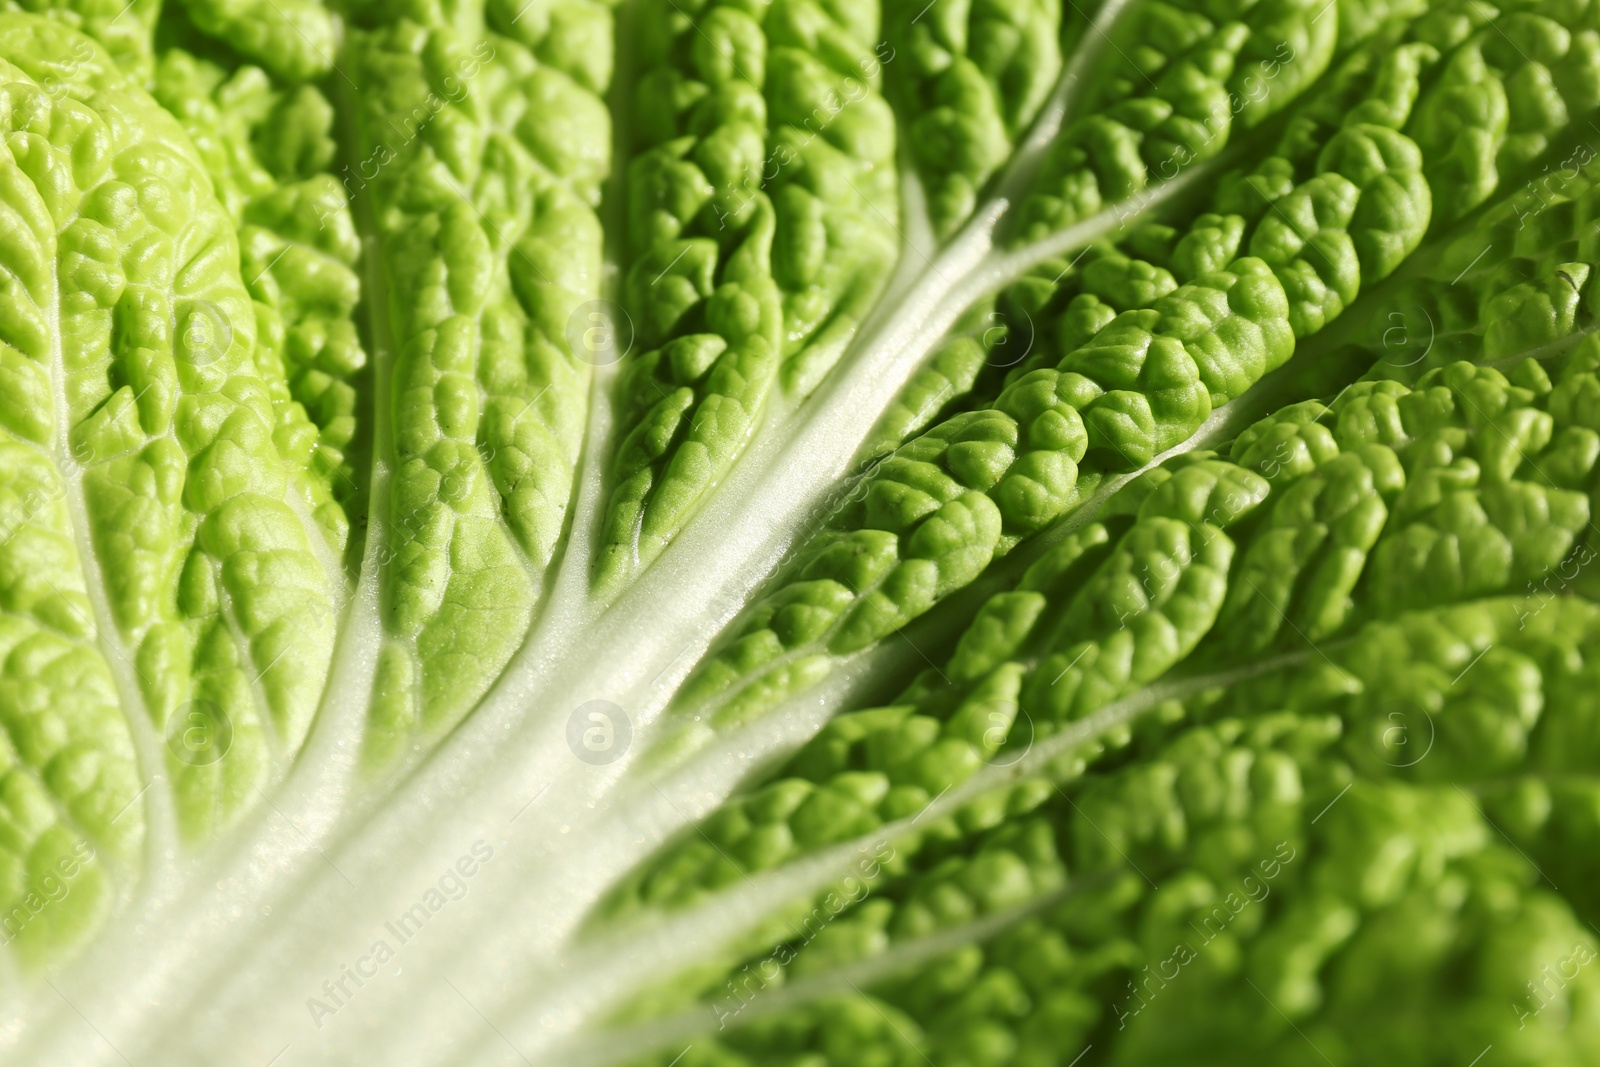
[2,0,1600,1065]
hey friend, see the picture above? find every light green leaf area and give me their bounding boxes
[151,42,367,557]
[0,13,346,966]
[16,0,369,564]
[0,442,131,969]
[595,0,902,594]
[347,6,610,767]
[174,0,339,83]
[0,0,161,77]
[884,0,1065,237]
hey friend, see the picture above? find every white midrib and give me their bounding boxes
[729,346,1359,749]
[151,185,641,1067]
[243,582,936,1067]
[483,287,1600,1055]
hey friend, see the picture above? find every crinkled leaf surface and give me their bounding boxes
[2,1,1600,1065]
